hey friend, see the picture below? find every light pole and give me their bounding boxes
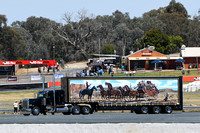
[53,45,55,60]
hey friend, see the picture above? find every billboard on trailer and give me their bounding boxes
[68,77,181,106]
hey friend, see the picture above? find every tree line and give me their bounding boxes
[0,0,200,62]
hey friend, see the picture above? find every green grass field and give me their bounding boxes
[103,69,200,77]
[0,91,37,109]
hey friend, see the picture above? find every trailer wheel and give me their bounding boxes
[140,106,148,114]
[164,106,172,114]
[82,106,90,115]
[152,106,161,114]
[72,106,81,115]
[32,107,40,116]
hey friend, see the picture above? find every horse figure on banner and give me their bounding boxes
[79,86,97,101]
[97,85,109,99]
[105,82,121,99]
[123,85,137,99]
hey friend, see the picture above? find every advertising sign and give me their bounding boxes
[54,74,64,79]
[0,60,56,66]
[7,76,17,82]
[68,77,180,105]
[31,75,41,81]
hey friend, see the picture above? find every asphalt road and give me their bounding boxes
[1,112,200,124]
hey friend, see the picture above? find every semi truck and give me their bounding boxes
[21,76,183,115]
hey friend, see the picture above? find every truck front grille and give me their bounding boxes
[22,99,29,109]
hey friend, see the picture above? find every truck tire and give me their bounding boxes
[32,107,40,116]
[163,106,172,114]
[140,106,148,114]
[23,114,30,116]
[72,106,81,115]
[81,106,90,115]
[152,106,161,114]
[62,112,71,115]
[135,110,141,114]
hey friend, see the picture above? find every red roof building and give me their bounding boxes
[125,46,181,71]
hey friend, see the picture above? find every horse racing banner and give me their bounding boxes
[67,77,181,105]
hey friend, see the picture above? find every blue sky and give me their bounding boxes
[70,79,178,90]
[0,0,199,25]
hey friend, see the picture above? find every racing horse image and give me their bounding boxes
[79,86,97,101]
[123,85,137,99]
[97,85,109,99]
[105,82,121,99]
[118,86,137,100]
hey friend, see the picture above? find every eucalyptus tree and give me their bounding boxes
[0,15,24,60]
[186,16,200,47]
[158,0,189,43]
[95,15,115,52]
[0,15,7,27]
[166,0,188,17]
[12,26,34,60]
[19,16,63,60]
[55,10,101,60]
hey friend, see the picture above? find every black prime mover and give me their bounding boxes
[21,76,183,116]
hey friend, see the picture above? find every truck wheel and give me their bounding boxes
[23,114,30,116]
[62,112,71,115]
[72,106,80,115]
[32,107,40,116]
[135,110,141,114]
[152,106,161,114]
[164,106,172,114]
[82,106,90,115]
[140,106,148,114]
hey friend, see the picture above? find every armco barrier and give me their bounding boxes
[0,123,200,133]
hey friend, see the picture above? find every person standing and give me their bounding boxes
[43,66,45,72]
[57,65,60,72]
[47,66,50,73]
[38,67,41,73]
[18,100,22,112]
[53,65,55,73]
[13,101,18,114]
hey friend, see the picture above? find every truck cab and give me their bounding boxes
[22,90,68,116]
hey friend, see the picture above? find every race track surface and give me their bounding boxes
[0,112,200,124]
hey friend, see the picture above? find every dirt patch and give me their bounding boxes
[65,61,87,68]
[15,68,38,75]
[15,61,88,75]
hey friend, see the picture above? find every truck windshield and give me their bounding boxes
[37,92,45,98]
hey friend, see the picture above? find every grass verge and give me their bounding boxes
[0,90,37,109]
